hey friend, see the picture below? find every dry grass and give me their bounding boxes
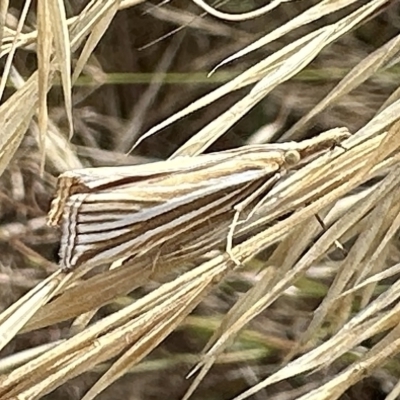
[1,1,400,399]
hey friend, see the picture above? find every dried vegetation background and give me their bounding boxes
[1,0,400,399]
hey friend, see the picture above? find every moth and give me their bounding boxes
[48,128,350,271]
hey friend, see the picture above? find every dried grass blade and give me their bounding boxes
[171,26,335,157]
[5,257,225,397]
[0,0,9,55]
[129,29,324,153]
[37,0,52,170]
[187,143,400,397]
[72,1,121,84]
[211,0,360,72]
[80,279,211,400]
[292,311,400,400]
[291,184,399,355]
[22,260,152,332]
[4,267,218,399]
[232,313,393,400]
[200,216,322,359]
[132,0,386,155]
[0,0,30,101]
[48,0,73,138]
[358,193,400,305]
[282,33,400,140]
[0,70,38,177]
[234,280,400,400]
[0,341,63,375]
[0,273,63,353]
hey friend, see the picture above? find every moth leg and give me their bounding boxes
[151,247,163,273]
[226,173,282,266]
[314,213,348,256]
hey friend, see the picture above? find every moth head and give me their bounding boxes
[284,150,301,166]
